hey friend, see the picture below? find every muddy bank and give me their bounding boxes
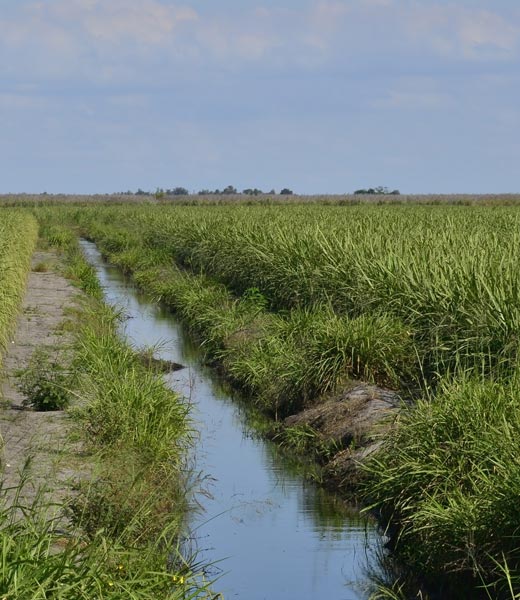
[277,383,402,493]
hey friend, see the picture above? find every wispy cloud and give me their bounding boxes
[19,0,198,45]
[404,4,520,60]
[0,0,199,83]
[1,0,519,88]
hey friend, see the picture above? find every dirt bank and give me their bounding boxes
[0,251,87,511]
[283,383,402,493]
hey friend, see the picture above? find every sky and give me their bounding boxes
[0,0,519,194]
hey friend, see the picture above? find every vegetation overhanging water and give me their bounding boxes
[81,239,384,600]
[33,201,520,598]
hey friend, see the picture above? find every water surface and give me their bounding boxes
[81,240,382,600]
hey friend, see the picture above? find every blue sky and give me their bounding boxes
[1,0,519,194]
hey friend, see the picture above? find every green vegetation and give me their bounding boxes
[0,216,215,599]
[20,201,520,596]
[56,203,520,383]
[0,485,208,600]
[364,373,520,598]
[18,347,72,411]
[0,212,38,368]
[73,300,189,468]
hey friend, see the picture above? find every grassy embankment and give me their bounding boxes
[0,215,214,599]
[37,202,520,599]
[0,212,38,371]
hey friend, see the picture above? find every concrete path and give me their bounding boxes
[0,251,85,512]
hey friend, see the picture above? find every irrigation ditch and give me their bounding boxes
[80,238,388,600]
[0,226,215,598]
[64,202,520,600]
[4,202,520,598]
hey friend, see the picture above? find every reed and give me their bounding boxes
[30,201,520,594]
[0,212,38,367]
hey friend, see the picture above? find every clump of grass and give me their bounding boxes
[272,424,339,462]
[38,223,76,250]
[0,481,212,600]
[67,450,186,545]
[18,347,72,411]
[73,300,189,465]
[362,372,520,596]
[65,250,103,298]
[32,261,50,272]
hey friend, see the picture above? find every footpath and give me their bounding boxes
[0,250,85,511]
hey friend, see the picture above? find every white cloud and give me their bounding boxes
[404,4,520,60]
[79,1,198,45]
[0,0,519,88]
[458,10,519,57]
[0,0,198,54]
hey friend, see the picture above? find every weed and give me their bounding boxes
[18,347,72,411]
[0,479,213,599]
[32,261,50,272]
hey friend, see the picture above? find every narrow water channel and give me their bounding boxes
[81,240,384,600]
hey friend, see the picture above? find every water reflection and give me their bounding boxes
[81,240,383,600]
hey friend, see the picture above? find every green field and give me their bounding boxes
[33,201,520,598]
[3,200,520,597]
[60,203,520,384]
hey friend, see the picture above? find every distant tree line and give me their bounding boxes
[122,186,401,197]
[354,186,400,195]
[121,186,295,197]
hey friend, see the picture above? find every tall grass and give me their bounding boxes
[0,212,38,367]
[74,234,412,416]
[1,219,216,599]
[362,372,520,596]
[0,481,211,600]
[30,202,520,595]
[49,203,520,382]
[74,300,189,467]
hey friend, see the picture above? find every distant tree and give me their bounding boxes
[135,188,148,196]
[354,186,400,195]
[222,185,237,194]
[171,187,189,196]
[280,188,294,195]
[198,189,211,195]
[243,188,263,195]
